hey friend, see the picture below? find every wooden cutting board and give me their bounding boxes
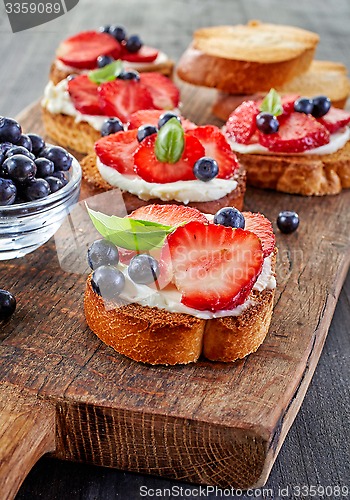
[1,84,349,499]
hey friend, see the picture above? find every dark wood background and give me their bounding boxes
[0,0,349,498]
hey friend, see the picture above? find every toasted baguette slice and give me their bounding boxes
[212,61,350,121]
[177,21,319,93]
[84,252,276,365]
[80,152,246,214]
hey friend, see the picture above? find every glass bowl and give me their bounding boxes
[0,157,82,260]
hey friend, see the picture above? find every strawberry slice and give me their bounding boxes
[317,107,350,134]
[225,101,260,144]
[187,125,239,179]
[121,45,159,63]
[127,110,196,131]
[281,94,300,115]
[259,112,330,153]
[67,75,103,115]
[134,134,204,183]
[166,222,264,311]
[94,130,139,174]
[140,73,180,109]
[243,212,275,257]
[129,204,208,226]
[56,31,121,69]
[98,80,156,122]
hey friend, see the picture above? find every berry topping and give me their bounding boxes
[97,55,115,68]
[277,211,299,234]
[167,222,264,311]
[311,95,331,118]
[17,134,32,152]
[0,118,22,144]
[91,265,125,300]
[214,207,245,229]
[256,112,279,134]
[24,178,51,201]
[243,212,275,257]
[137,124,158,142]
[128,254,160,284]
[125,34,143,53]
[129,204,208,226]
[88,238,120,270]
[0,289,16,321]
[101,117,124,137]
[281,94,300,115]
[108,25,127,43]
[140,73,180,109]
[28,134,45,156]
[35,158,54,178]
[45,176,64,193]
[56,31,121,69]
[193,157,218,182]
[0,178,17,206]
[158,111,181,129]
[128,110,196,132]
[258,113,330,153]
[294,97,314,115]
[68,74,104,116]
[40,146,73,172]
[225,101,260,144]
[118,70,140,81]
[121,45,159,63]
[317,107,350,134]
[2,155,36,183]
[187,125,239,179]
[98,25,111,34]
[95,129,139,174]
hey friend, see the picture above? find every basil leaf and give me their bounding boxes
[260,88,283,116]
[155,118,184,164]
[88,60,123,84]
[86,207,175,251]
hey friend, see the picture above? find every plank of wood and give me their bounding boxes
[0,90,349,493]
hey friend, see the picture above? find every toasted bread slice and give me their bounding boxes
[80,152,246,214]
[177,21,319,93]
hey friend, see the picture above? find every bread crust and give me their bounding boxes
[80,152,246,214]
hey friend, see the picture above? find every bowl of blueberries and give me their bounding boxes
[0,116,82,260]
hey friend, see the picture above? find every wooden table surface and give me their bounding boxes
[0,0,349,498]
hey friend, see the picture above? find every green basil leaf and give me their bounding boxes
[88,60,123,84]
[260,88,283,116]
[155,117,184,164]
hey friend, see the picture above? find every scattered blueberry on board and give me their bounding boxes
[277,211,299,234]
[0,116,73,206]
[0,289,16,321]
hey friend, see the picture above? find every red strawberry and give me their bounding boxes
[166,222,264,311]
[318,107,350,134]
[94,130,139,174]
[140,73,180,109]
[225,101,260,144]
[281,94,300,115]
[56,31,121,69]
[127,109,196,131]
[259,112,330,153]
[187,125,239,178]
[67,75,103,115]
[134,134,205,183]
[243,212,275,257]
[98,80,156,122]
[121,45,159,63]
[129,204,208,226]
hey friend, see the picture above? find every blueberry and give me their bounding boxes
[45,176,64,193]
[128,254,160,285]
[311,96,331,118]
[87,239,120,270]
[91,265,125,300]
[0,142,14,154]
[125,34,143,53]
[98,25,111,34]
[66,74,77,82]
[27,134,45,156]
[108,25,127,43]
[97,55,115,68]
[118,70,140,82]
[277,211,299,234]
[24,178,51,201]
[6,146,35,160]
[256,112,279,134]
[0,118,22,144]
[0,178,17,206]
[51,170,68,186]
[40,146,73,171]
[2,155,37,184]
[158,112,181,129]
[193,157,219,182]
[35,158,55,178]
[0,150,4,167]
[101,118,124,137]
[213,207,245,229]
[0,289,16,321]
[137,124,158,142]
[294,97,314,115]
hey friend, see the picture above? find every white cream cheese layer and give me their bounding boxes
[97,159,238,204]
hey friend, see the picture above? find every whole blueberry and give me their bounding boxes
[108,25,127,42]
[277,211,299,234]
[24,178,51,201]
[40,146,73,171]
[125,34,143,53]
[0,142,14,155]
[45,176,64,193]
[193,157,219,182]
[91,265,125,300]
[311,96,331,118]
[17,134,33,152]
[87,239,120,270]
[128,254,160,285]
[118,70,140,82]
[101,118,124,137]
[35,157,55,178]
[0,118,22,144]
[294,97,314,115]
[0,178,17,206]
[98,25,111,34]
[158,112,181,129]
[0,289,16,321]
[213,207,245,229]
[256,112,279,134]
[27,134,45,156]
[0,150,4,166]
[97,55,115,68]
[51,170,68,186]
[2,155,37,184]
[66,74,77,82]
[137,124,158,142]
[6,146,35,160]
